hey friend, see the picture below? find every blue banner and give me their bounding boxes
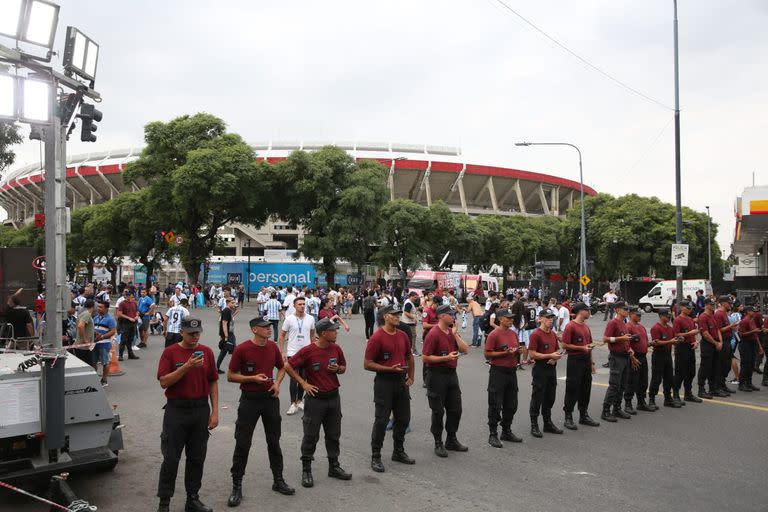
[204,262,316,288]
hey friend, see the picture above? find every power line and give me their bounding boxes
[492,0,674,111]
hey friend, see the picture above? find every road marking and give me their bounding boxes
[590,381,768,412]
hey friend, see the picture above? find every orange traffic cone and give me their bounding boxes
[107,339,125,376]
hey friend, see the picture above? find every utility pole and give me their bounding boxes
[673,0,684,306]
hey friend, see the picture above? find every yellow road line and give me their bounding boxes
[590,382,768,412]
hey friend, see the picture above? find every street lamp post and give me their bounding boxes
[515,141,587,292]
[705,206,712,282]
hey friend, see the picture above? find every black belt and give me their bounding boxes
[611,352,629,357]
[376,372,407,379]
[240,391,273,400]
[166,398,208,408]
[308,389,339,400]
[489,365,517,374]
[428,367,457,374]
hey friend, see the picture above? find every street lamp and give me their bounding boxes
[516,141,588,291]
[705,206,712,282]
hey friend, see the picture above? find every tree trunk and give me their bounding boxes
[86,259,94,283]
[323,256,335,287]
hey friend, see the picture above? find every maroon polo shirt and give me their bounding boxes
[697,311,720,344]
[713,310,732,340]
[228,339,284,392]
[673,315,697,345]
[423,326,459,368]
[627,322,649,354]
[289,342,346,393]
[157,343,218,400]
[528,328,559,362]
[650,323,675,353]
[484,327,520,368]
[561,321,592,357]
[604,317,630,354]
[365,328,411,370]
[738,317,758,343]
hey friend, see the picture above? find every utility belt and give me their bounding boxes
[428,367,457,375]
[165,398,208,409]
[489,364,517,374]
[376,371,407,380]
[610,352,629,358]
[308,389,339,400]
[240,390,274,401]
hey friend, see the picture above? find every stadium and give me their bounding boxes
[0,141,597,256]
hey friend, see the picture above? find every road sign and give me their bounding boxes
[536,260,560,270]
[671,244,689,266]
[175,236,184,245]
[579,274,591,287]
[164,231,175,244]
[32,255,46,270]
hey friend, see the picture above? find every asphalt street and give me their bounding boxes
[3,305,767,512]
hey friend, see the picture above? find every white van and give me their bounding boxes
[638,279,713,313]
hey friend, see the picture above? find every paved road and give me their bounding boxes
[3,305,767,511]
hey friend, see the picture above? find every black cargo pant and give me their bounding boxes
[364,311,375,339]
[426,368,462,441]
[740,340,757,387]
[719,340,733,388]
[487,365,518,433]
[287,356,305,403]
[300,390,342,463]
[674,344,696,395]
[649,351,674,399]
[371,373,411,454]
[118,320,136,358]
[230,392,283,481]
[698,342,720,390]
[564,355,592,414]
[165,332,182,348]
[529,362,557,420]
[755,333,767,369]
[603,353,629,408]
[157,399,210,499]
[624,353,649,402]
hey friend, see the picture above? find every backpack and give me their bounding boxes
[363,296,375,313]
[480,310,494,334]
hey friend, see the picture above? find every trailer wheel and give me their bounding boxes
[642,304,653,313]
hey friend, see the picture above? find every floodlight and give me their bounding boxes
[0,0,59,49]
[0,0,24,38]
[21,78,50,122]
[63,26,99,81]
[0,74,15,118]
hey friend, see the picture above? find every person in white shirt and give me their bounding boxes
[171,286,187,308]
[278,297,316,415]
[603,289,618,320]
[305,289,321,321]
[282,286,297,317]
[556,301,571,334]
[163,297,189,347]
[256,287,269,314]
[218,287,232,311]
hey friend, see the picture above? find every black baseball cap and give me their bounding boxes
[316,317,340,333]
[703,298,715,306]
[181,317,203,333]
[496,308,515,318]
[629,307,642,316]
[380,305,402,316]
[539,308,556,318]
[680,300,694,309]
[614,301,628,310]
[249,315,271,328]
[436,305,456,316]
[717,295,732,303]
[658,309,671,317]
[571,302,590,314]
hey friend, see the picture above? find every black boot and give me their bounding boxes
[624,400,637,415]
[613,404,631,419]
[434,440,448,458]
[600,405,617,423]
[713,388,729,397]
[445,435,469,452]
[563,413,578,431]
[371,452,385,472]
[301,461,314,488]
[738,383,752,392]
[684,392,703,403]
[636,399,653,412]
[488,432,503,448]
[663,395,681,408]
[185,494,213,512]
[227,480,243,507]
[328,459,352,480]
[673,392,687,406]
[647,397,659,411]
[543,418,563,434]
[157,498,170,512]
[530,418,543,437]
[698,386,713,400]
[392,447,415,465]
[272,476,295,495]
[578,411,600,427]
[500,428,523,442]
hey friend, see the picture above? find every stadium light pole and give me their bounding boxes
[515,141,587,293]
[705,206,712,282]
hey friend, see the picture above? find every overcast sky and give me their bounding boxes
[7,0,768,255]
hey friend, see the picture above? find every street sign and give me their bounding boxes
[347,273,363,286]
[175,236,184,245]
[164,231,175,244]
[536,260,560,270]
[31,255,46,270]
[579,274,591,287]
[671,244,689,266]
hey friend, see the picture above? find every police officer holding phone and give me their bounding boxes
[422,305,470,457]
[527,309,563,438]
[155,317,218,512]
[673,301,703,403]
[226,315,294,507]
[364,305,416,472]
[560,303,600,430]
[284,318,352,488]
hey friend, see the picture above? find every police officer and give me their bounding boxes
[624,308,655,413]
[284,317,352,488]
[484,308,524,448]
[560,303,600,430]
[226,316,294,507]
[714,296,739,394]
[364,305,416,472]
[601,301,633,422]
[422,304,470,457]
[156,317,218,512]
[673,301,703,403]
[527,308,563,437]
[648,310,682,408]
[737,306,765,391]
[697,298,726,399]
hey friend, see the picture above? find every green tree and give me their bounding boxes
[278,147,388,286]
[83,199,129,287]
[68,205,100,281]
[124,113,279,284]
[0,121,22,174]
[423,201,457,270]
[374,199,430,280]
[0,223,44,250]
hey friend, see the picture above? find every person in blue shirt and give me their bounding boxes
[137,287,154,348]
[93,299,117,387]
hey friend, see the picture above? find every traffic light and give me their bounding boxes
[77,102,102,142]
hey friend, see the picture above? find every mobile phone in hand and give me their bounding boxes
[193,350,204,358]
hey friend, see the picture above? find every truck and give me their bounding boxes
[406,270,498,299]
[637,279,713,313]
